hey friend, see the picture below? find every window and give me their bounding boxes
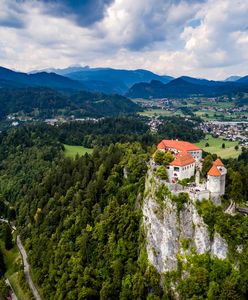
[174,167,179,171]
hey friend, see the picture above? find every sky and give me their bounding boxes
[0,0,248,79]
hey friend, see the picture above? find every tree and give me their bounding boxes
[205,142,209,147]
[0,279,9,299]
[153,150,165,164]
[0,251,5,277]
[3,224,13,250]
[235,145,239,151]
[156,166,168,180]
[222,143,225,149]
[230,172,243,203]
[202,155,213,177]
[163,151,174,165]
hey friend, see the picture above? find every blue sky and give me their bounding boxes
[0,0,248,79]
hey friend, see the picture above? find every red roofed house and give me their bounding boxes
[157,140,202,181]
[207,159,227,196]
[157,140,202,161]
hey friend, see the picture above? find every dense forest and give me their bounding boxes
[0,87,140,120]
[0,117,247,299]
[18,115,203,148]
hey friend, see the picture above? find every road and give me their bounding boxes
[4,278,18,300]
[16,235,42,300]
[0,218,42,300]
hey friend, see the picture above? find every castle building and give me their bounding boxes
[157,140,202,182]
[156,140,227,201]
[207,159,227,196]
[157,140,202,161]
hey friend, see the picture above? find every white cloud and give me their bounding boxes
[0,0,248,79]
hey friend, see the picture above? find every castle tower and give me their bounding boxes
[206,159,227,196]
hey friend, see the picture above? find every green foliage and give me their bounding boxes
[157,116,204,143]
[0,126,165,299]
[177,254,245,300]
[0,250,6,278]
[230,171,243,203]
[171,193,189,212]
[2,224,13,250]
[201,154,213,177]
[154,150,174,166]
[196,199,248,255]
[0,120,247,299]
[0,87,140,120]
[0,278,9,299]
[155,166,168,180]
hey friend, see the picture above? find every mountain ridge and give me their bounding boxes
[127,76,248,98]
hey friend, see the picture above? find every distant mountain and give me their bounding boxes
[40,67,173,94]
[225,76,242,82]
[30,65,90,75]
[0,87,140,120]
[237,75,248,84]
[0,66,85,91]
[127,77,248,98]
[180,76,225,87]
[28,66,174,95]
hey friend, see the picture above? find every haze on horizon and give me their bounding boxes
[1,0,248,80]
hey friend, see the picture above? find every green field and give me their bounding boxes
[64,144,93,157]
[139,109,183,117]
[196,135,241,158]
[1,236,31,300]
[195,110,247,121]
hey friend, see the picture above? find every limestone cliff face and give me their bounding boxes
[143,169,228,274]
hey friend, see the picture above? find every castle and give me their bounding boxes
[157,139,227,200]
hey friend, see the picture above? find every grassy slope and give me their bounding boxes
[64,144,93,157]
[139,109,183,117]
[1,237,31,300]
[196,134,241,158]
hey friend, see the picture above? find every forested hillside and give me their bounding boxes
[127,77,248,99]
[0,87,140,120]
[38,115,204,147]
[0,119,247,299]
[0,126,164,299]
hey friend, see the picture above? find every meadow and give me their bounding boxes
[139,109,183,117]
[0,234,31,300]
[63,144,93,157]
[196,134,241,158]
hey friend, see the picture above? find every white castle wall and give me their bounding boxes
[207,176,221,194]
[188,150,202,161]
[168,163,195,181]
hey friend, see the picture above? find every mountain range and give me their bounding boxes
[0,66,248,99]
[31,66,173,94]
[127,76,248,98]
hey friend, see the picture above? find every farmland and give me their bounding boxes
[196,134,241,158]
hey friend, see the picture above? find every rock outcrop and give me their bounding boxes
[143,169,228,274]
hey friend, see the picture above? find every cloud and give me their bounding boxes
[35,0,115,27]
[0,0,248,79]
[99,0,203,51]
[0,1,26,28]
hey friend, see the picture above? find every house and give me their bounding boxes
[157,140,202,161]
[157,140,202,182]
[155,140,227,201]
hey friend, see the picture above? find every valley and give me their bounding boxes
[1,1,248,299]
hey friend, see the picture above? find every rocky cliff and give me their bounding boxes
[142,168,228,275]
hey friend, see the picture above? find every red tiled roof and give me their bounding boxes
[170,151,195,167]
[157,140,201,151]
[213,158,224,166]
[207,165,221,177]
